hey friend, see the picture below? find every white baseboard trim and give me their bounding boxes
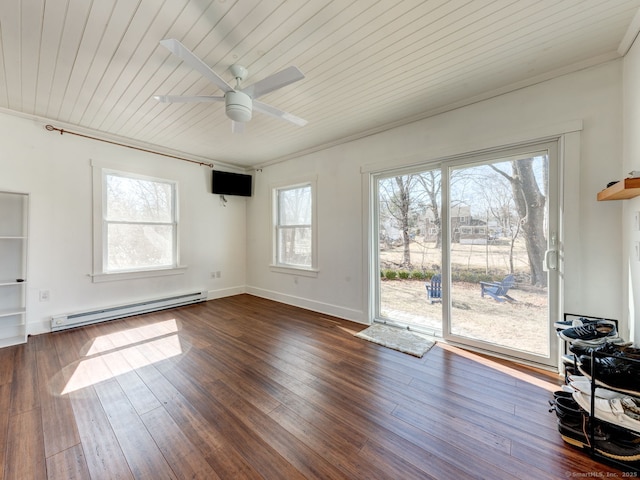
[26,285,363,338]
[28,319,53,337]
[206,286,246,300]
[245,286,366,324]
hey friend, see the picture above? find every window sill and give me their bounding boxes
[269,265,319,278]
[91,266,188,283]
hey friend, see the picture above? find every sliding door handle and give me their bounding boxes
[544,249,558,271]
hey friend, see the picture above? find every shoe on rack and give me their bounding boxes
[570,340,640,359]
[557,416,608,443]
[572,387,640,437]
[554,317,608,331]
[552,390,574,402]
[551,396,585,428]
[568,378,622,400]
[558,321,618,344]
[569,340,622,357]
[596,433,640,461]
[558,417,640,461]
[578,355,640,397]
[549,390,573,409]
[612,344,640,360]
[619,345,640,360]
[621,397,640,422]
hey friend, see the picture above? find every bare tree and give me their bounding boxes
[490,158,547,286]
[415,170,441,248]
[473,171,521,274]
[395,176,412,266]
[379,175,416,267]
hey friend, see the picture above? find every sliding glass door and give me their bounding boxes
[376,168,442,337]
[373,141,560,366]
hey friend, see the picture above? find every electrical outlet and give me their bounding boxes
[210,272,216,279]
[216,271,221,278]
[39,290,50,302]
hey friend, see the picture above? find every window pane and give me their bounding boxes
[278,186,311,225]
[107,224,173,271]
[106,174,173,223]
[277,226,311,267]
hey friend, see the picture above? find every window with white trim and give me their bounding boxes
[92,164,181,281]
[273,181,316,271]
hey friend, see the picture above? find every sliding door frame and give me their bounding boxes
[440,140,561,367]
[367,138,563,368]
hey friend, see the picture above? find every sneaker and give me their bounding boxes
[555,317,605,331]
[569,340,621,357]
[558,321,618,343]
[570,341,640,359]
[578,355,640,396]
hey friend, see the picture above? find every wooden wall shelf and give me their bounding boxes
[597,177,640,201]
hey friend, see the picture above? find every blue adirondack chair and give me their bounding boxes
[480,274,516,302]
[425,274,442,304]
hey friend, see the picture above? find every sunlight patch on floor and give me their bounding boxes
[62,319,182,395]
[438,342,561,393]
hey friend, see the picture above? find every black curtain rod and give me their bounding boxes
[45,124,214,168]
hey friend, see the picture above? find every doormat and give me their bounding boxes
[355,324,435,358]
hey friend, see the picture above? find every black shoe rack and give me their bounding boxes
[556,313,640,473]
[585,351,640,472]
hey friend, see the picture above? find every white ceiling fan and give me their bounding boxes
[154,39,307,133]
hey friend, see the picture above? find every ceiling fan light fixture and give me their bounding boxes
[225,91,252,122]
[157,40,306,128]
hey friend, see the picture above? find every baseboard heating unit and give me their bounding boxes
[51,291,208,332]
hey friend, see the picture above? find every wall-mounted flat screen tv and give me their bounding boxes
[212,170,252,197]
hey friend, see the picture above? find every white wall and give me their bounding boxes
[0,59,626,340]
[0,113,247,336]
[623,38,640,345]
[247,61,625,334]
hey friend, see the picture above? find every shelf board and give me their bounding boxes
[0,308,25,318]
[597,177,640,200]
[0,281,26,287]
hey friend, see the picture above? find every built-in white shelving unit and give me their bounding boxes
[0,191,28,347]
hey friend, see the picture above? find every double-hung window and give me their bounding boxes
[92,162,182,281]
[272,180,317,274]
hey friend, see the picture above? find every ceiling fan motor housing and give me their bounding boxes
[226,91,252,122]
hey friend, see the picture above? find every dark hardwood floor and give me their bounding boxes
[0,294,629,479]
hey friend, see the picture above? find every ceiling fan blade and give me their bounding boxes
[231,121,245,134]
[253,100,307,126]
[154,95,224,103]
[160,39,234,94]
[241,66,305,99]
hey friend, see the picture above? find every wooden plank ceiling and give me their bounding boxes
[0,0,638,168]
